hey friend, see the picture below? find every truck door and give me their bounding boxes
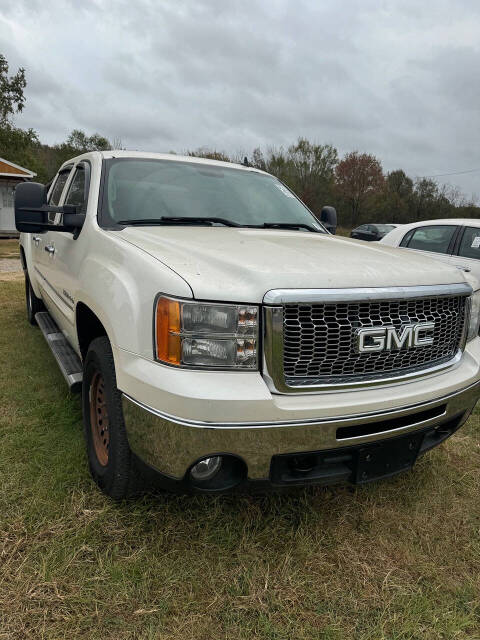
[449,225,480,282]
[35,166,73,326]
[45,161,91,346]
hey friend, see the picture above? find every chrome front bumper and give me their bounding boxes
[122,380,480,482]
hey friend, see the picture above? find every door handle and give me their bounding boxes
[44,245,55,254]
[33,236,41,246]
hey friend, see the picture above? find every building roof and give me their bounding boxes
[0,157,36,178]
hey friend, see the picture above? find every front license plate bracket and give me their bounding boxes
[355,431,425,484]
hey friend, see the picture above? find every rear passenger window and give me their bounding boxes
[65,165,87,210]
[403,225,457,254]
[457,227,480,260]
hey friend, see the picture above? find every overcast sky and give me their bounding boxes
[1,0,479,198]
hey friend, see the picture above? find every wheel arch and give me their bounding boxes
[19,244,27,271]
[76,301,111,361]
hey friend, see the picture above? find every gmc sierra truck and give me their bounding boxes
[15,151,480,498]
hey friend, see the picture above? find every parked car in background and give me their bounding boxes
[350,223,400,241]
[380,219,480,282]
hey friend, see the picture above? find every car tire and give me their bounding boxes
[25,272,45,325]
[82,336,140,499]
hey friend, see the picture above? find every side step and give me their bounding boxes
[35,312,83,392]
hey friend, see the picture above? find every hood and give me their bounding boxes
[118,227,467,303]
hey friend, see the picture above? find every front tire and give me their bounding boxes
[82,336,139,499]
[25,272,44,325]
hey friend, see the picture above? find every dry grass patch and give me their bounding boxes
[1,278,480,639]
[335,226,352,238]
[0,238,20,259]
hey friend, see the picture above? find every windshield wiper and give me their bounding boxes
[247,222,321,233]
[118,217,320,232]
[118,216,241,227]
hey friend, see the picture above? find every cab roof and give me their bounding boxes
[61,150,269,176]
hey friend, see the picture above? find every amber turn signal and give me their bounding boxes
[155,297,181,365]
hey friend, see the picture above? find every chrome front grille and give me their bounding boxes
[282,295,467,385]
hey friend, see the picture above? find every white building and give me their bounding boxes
[0,157,36,236]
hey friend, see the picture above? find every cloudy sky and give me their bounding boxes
[1,0,479,198]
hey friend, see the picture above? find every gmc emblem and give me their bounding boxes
[356,322,435,353]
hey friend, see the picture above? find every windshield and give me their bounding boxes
[101,158,326,231]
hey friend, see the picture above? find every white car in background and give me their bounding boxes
[380,219,480,281]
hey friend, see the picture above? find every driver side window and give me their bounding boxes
[47,169,71,223]
[64,165,87,211]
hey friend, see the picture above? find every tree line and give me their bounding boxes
[1,53,479,228]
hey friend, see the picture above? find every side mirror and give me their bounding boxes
[320,206,337,235]
[15,182,48,233]
[15,182,84,234]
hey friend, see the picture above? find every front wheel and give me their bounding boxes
[25,272,44,325]
[82,336,140,499]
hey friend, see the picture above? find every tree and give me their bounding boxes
[0,125,49,179]
[44,129,114,172]
[386,169,413,200]
[335,151,384,226]
[187,147,231,162]
[66,129,111,152]
[250,147,266,171]
[411,178,439,221]
[284,138,338,213]
[0,54,26,126]
[379,169,414,223]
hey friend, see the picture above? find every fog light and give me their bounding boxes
[190,456,222,481]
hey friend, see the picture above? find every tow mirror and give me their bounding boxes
[15,182,48,233]
[15,182,84,234]
[320,206,337,235]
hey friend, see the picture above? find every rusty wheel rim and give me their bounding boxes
[90,372,109,466]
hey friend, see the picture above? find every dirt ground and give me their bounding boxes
[0,257,22,281]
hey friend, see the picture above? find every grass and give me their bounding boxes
[0,238,20,259]
[335,227,352,238]
[1,278,480,639]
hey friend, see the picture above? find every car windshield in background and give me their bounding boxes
[103,159,325,232]
[375,224,395,233]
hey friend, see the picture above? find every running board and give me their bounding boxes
[35,312,83,392]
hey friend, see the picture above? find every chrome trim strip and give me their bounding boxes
[122,379,479,429]
[263,283,472,305]
[336,406,447,443]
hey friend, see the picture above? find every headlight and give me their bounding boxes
[154,296,259,369]
[467,290,480,342]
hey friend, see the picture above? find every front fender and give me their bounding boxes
[76,242,192,361]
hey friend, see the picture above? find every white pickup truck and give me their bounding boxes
[15,151,480,498]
